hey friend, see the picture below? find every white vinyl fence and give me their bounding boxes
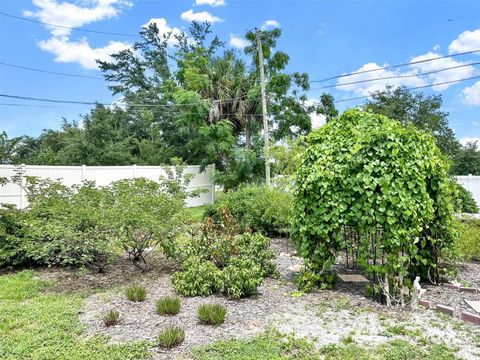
[456,175,480,213]
[0,164,215,208]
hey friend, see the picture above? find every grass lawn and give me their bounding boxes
[0,271,151,360]
[193,331,458,360]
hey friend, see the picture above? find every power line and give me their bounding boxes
[0,11,139,37]
[310,49,480,83]
[311,62,480,90]
[333,75,480,104]
[0,62,103,79]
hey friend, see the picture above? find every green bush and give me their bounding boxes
[156,326,185,349]
[221,258,263,299]
[156,296,181,316]
[0,205,29,268]
[452,182,479,213]
[125,284,147,302]
[292,109,456,302]
[103,309,120,327]
[172,227,275,298]
[172,256,223,296]
[198,303,226,325]
[205,185,292,236]
[455,216,480,261]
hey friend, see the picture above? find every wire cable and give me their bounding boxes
[0,62,103,79]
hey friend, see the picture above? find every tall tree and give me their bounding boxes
[364,85,460,158]
[317,93,338,122]
[452,141,480,175]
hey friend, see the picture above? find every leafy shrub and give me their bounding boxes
[292,109,456,304]
[295,266,337,293]
[156,296,181,316]
[125,284,147,302]
[198,303,226,326]
[452,182,479,213]
[221,258,263,299]
[156,326,185,349]
[454,216,480,261]
[172,223,275,298]
[205,185,292,236]
[0,205,29,268]
[106,177,185,270]
[172,256,223,296]
[103,310,120,327]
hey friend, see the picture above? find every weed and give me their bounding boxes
[156,296,181,316]
[198,303,227,326]
[157,326,185,349]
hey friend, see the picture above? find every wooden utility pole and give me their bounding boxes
[256,29,271,186]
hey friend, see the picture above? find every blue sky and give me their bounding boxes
[1,0,479,144]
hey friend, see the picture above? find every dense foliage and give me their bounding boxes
[454,216,480,261]
[172,217,276,299]
[452,141,480,175]
[205,185,292,236]
[364,86,460,159]
[0,168,189,270]
[292,109,456,305]
[0,24,318,189]
[452,182,479,213]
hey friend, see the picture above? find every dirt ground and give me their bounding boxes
[37,238,480,360]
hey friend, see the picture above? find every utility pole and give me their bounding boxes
[256,29,271,186]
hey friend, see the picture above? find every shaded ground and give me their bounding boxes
[50,238,480,360]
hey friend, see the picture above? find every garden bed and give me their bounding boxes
[52,238,480,360]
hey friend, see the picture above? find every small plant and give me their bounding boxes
[125,284,147,302]
[103,309,120,327]
[198,303,226,326]
[156,296,181,316]
[157,326,185,349]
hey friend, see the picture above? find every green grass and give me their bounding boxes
[185,205,208,222]
[125,284,147,302]
[0,270,151,360]
[156,326,185,349]
[156,296,181,316]
[192,331,459,360]
[198,303,226,326]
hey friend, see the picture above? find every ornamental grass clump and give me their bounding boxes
[103,309,120,327]
[157,326,185,348]
[156,296,181,316]
[198,303,226,326]
[125,284,147,302]
[292,109,456,306]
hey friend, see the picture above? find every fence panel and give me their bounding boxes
[0,164,215,208]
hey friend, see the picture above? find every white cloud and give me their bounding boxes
[336,63,427,96]
[449,29,480,54]
[462,81,480,106]
[305,99,326,128]
[142,18,182,46]
[39,36,130,69]
[409,52,477,90]
[229,34,248,49]
[180,9,223,23]
[261,19,280,30]
[194,0,225,7]
[24,0,132,37]
[460,137,480,147]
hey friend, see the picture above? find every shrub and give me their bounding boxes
[295,266,337,293]
[205,185,292,236]
[172,256,223,296]
[452,182,479,213]
[156,296,181,316]
[292,109,456,305]
[221,258,263,299]
[106,177,185,270]
[103,310,120,327]
[454,216,480,261]
[125,284,147,302]
[157,326,185,349]
[198,303,226,325]
[0,205,29,268]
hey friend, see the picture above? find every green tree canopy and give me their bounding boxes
[364,85,460,158]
